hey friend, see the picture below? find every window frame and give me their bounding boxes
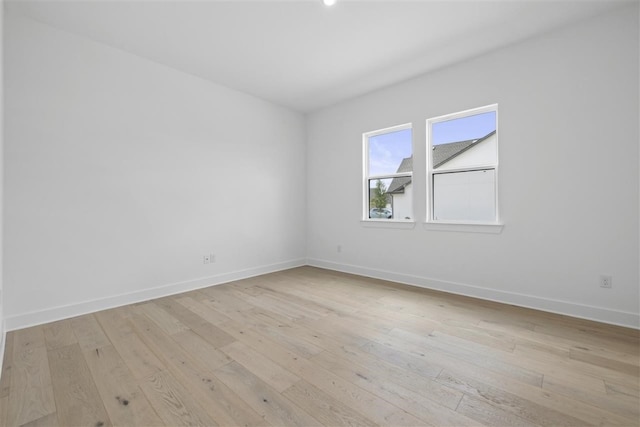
[426,104,501,227]
[362,123,413,222]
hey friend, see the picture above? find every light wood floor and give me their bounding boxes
[0,267,638,427]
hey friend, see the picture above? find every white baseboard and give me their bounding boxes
[4,258,306,331]
[307,258,640,330]
[4,257,638,331]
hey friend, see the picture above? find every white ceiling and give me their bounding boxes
[7,0,631,113]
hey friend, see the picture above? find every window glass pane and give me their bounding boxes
[369,177,412,220]
[368,128,412,176]
[432,111,496,170]
[369,178,393,219]
[433,169,495,222]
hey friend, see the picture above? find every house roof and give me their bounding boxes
[387,157,413,194]
[433,130,496,168]
[386,129,496,194]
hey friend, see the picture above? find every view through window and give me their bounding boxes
[428,106,498,222]
[364,124,413,220]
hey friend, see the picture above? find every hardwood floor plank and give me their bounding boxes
[279,278,378,313]
[456,395,538,427]
[311,346,461,410]
[170,330,232,371]
[2,267,638,427]
[237,286,333,319]
[436,369,587,426]
[129,312,267,427]
[478,319,574,358]
[543,375,640,421]
[511,346,608,394]
[478,318,537,333]
[429,326,516,354]
[220,311,326,358]
[174,295,232,326]
[199,286,256,314]
[150,296,212,327]
[42,319,77,350]
[423,343,636,426]
[19,412,59,427]
[247,324,327,360]
[231,290,318,321]
[386,327,544,386]
[281,380,378,427]
[605,380,639,398]
[215,361,322,427]
[70,314,111,352]
[250,308,371,353]
[359,339,445,380]
[199,293,266,324]
[297,313,391,349]
[254,281,360,316]
[136,302,189,335]
[12,325,46,353]
[8,344,56,426]
[429,329,614,396]
[94,308,166,380]
[569,347,640,377]
[48,343,111,427]
[0,332,15,398]
[220,340,300,393]
[534,322,638,355]
[153,296,236,348]
[220,321,426,426]
[139,370,218,427]
[83,344,164,426]
[513,344,635,391]
[310,350,482,427]
[0,395,7,426]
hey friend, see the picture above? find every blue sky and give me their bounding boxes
[368,128,412,176]
[432,111,496,145]
[368,111,496,176]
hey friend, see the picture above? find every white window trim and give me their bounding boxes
[422,221,504,234]
[361,219,416,229]
[425,104,503,230]
[362,122,413,222]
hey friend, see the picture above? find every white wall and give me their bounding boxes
[307,4,639,327]
[3,4,638,331]
[0,0,5,358]
[4,10,307,329]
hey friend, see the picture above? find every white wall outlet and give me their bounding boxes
[210,253,216,263]
[600,275,612,288]
[203,255,210,264]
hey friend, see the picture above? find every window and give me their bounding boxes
[363,124,413,221]
[427,105,498,223]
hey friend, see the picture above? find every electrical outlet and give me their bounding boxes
[210,253,216,263]
[600,275,612,288]
[203,255,210,264]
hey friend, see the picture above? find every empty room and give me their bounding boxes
[1,0,639,426]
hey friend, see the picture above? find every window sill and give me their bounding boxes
[361,220,416,229]
[423,221,504,234]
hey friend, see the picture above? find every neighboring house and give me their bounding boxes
[386,130,497,220]
[434,130,496,171]
[387,156,413,219]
